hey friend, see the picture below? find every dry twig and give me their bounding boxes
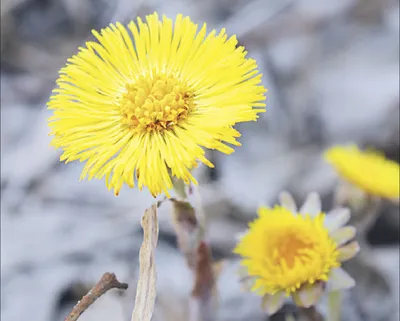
[64,272,128,321]
[130,203,159,321]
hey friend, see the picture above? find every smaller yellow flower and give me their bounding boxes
[324,145,400,201]
[234,192,359,315]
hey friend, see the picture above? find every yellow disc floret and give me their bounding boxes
[120,75,195,132]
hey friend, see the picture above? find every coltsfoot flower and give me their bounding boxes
[234,192,359,315]
[324,145,400,201]
[47,12,266,197]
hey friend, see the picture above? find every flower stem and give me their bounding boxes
[172,178,188,200]
[328,291,342,321]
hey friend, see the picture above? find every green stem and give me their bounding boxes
[328,291,342,321]
[172,178,188,200]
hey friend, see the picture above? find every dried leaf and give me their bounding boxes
[131,204,159,321]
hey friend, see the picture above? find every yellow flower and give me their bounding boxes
[324,145,400,200]
[47,12,266,197]
[234,192,359,315]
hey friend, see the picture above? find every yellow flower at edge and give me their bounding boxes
[234,192,359,315]
[324,145,400,200]
[47,12,266,197]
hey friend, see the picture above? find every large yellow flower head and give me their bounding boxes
[234,192,359,315]
[47,12,266,197]
[324,145,400,200]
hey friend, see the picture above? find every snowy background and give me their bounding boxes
[1,0,399,320]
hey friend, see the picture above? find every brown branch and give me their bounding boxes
[64,272,128,321]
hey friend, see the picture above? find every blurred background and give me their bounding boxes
[1,0,399,320]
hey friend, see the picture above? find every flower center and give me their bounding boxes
[120,75,195,132]
[262,214,340,293]
[272,229,316,268]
